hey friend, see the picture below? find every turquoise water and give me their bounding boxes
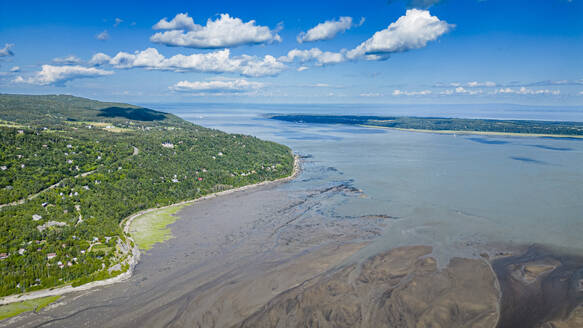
[155,103,583,265]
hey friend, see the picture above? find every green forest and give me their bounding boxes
[269,114,583,136]
[0,94,294,297]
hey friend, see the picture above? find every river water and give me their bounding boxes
[160,103,583,266]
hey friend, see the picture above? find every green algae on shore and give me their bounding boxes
[0,295,60,321]
[129,205,186,251]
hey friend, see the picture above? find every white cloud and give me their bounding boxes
[170,78,263,94]
[280,48,345,66]
[578,91,583,95]
[53,55,82,64]
[360,92,382,97]
[297,16,357,43]
[150,13,281,49]
[494,87,560,95]
[297,66,309,72]
[392,89,432,96]
[89,53,112,66]
[440,86,483,95]
[94,48,286,77]
[10,66,20,72]
[0,44,14,57]
[153,13,196,30]
[525,79,583,87]
[114,18,123,27]
[347,9,453,60]
[467,81,496,87]
[96,30,109,40]
[14,65,113,86]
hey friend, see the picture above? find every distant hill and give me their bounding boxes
[0,94,185,126]
[0,94,294,297]
[269,114,583,137]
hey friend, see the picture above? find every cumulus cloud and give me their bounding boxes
[297,16,361,43]
[10,66,20,72]
[89,53,112,66]
[360,92,382,97]
[285,10,451,69]
[525,79,583,87]
[53,55,82,64]
[92,48,285,77]
[14,65,113,86]
[153,13,196,30]
[347,9,453,60]
[150,13,281,49]
[0,44,14,57]
[114,18,123,27]
[467,81,496,87]
[96,30,109,40]
[279,48,345,66]
[440,87,483,95]
[170,78,263,94]
[494,87,560,95]
[392,89,432,96]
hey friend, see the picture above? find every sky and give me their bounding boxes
[0,0,582,106]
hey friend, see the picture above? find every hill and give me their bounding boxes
[0,94,294,297]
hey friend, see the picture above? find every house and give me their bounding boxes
[161,142,174,148]
[47,253,57,260]
[0,253,8,260]
[32,214,42,221]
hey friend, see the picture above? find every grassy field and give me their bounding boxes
[129,205,186,251]
[0,295,60,321]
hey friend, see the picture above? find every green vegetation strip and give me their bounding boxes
[0,295,60,321]
[129,205,186,251]
[269,114,583,137]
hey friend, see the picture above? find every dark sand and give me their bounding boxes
[492,246,583,328]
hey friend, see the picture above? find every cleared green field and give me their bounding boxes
[0,295,60,321]
[129,205,186,251]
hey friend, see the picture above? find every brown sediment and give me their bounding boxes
[492,245,583,328]
[236,245,499,328]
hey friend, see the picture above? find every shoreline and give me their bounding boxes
[0,154,300,306]
[360,124,583,138]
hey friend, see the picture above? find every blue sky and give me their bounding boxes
[0,0,582,106]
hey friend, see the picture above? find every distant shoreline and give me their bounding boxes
[360,125,583,138]
[268,114,583,138]
[0,154,300,306]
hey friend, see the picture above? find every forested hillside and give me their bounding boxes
[0,94,294,297]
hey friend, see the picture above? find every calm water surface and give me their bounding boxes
[153,103,583,265]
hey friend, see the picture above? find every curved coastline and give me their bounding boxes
[0,154,300,306]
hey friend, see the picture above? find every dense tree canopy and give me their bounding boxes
[0,95,293,297]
